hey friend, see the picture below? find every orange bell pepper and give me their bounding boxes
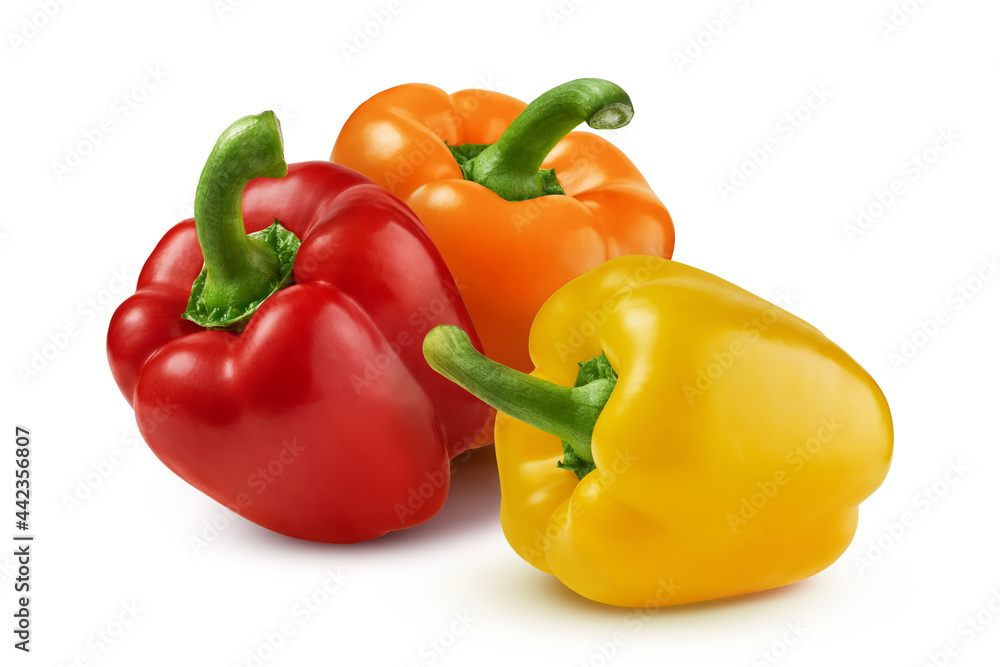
[331,79,674,382]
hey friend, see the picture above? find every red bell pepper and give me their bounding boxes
[107,111,490,543]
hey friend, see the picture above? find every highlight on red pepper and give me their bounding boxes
[331,78,675,382]
[107,111,491,543]
[423,256,893,607]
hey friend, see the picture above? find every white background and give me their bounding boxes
[3,0,999,665]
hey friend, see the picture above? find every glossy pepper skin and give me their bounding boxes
[424,256,893,606]
[108,112,490,543]
[332,79,674,377]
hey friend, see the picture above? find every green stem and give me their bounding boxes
[423,325,615,466]
[184,111,300,330]
[194,112,288,309]
[461,78,633,202]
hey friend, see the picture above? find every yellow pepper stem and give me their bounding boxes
[423,325,614,466]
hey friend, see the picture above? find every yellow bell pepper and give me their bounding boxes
[423,255,893,607]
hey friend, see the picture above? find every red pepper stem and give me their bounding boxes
[468,78,633,201]
[192,111,289,312]
[422,325,613,464]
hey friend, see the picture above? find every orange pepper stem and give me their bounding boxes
[464,78,633,202]
[423,325,615,466]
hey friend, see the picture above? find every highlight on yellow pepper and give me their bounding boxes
[423,255,893,607]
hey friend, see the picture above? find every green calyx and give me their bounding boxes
[182,111,301,331]
[448,143,566,197]
[556,353,618,479]
[447,78,634,202]
[422,325,617,480]
[184,220,299,329]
